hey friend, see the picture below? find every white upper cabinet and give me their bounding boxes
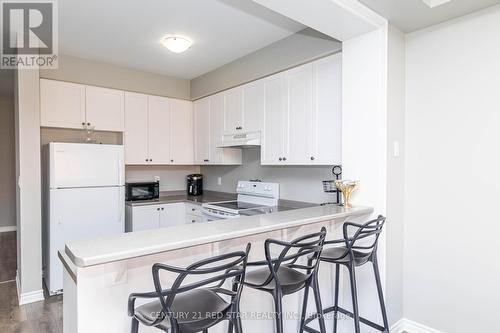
[124,92,149,165]
[40,79,86,129]
[85,86,125,132]
[242,80,265,133]
[285,63,313,165]
[223,87,244,134]
[170,99,194,164]
[311,53,342,165]
[261,55,341,165]
[209,93,225,164]
[147,96,171,165]
[194,97,211,164]
[261,73,287,165]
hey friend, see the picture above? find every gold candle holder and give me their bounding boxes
[334,180,359,208]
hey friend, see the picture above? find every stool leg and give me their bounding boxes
[348,264,361,333]
[373,257,389,331]
[272,289,284,333]
[130,318,139,333]
[333,264,340,333]
[299,280,311,333]
[312,273,327,333]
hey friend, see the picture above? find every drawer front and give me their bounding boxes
[186,214,203,224]
[185,203,202,217]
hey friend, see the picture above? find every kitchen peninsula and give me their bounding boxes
[59,204,373,333]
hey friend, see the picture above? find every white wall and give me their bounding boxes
[201,149,336,203]
[385,25,406,325]
[126,166,201,192]
[404,5,500,332]
[14,66,43,300]
[190,28,341,99]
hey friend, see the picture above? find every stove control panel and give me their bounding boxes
[236,181,280,199]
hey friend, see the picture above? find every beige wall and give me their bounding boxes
[190,28,342,99]
[0,96,16,228]
[40,55,190,99]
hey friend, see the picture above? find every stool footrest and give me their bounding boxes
[302,305,388,333]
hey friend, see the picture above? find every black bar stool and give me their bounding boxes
[235,227,327,333]
[128,243,251,333]
[302,215,389,333]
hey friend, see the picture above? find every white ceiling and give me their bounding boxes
[58,0,305,79]
[359,0,500,32]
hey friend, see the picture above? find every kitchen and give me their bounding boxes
[4,0,497,333]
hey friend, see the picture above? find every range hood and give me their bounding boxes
[218,131,261,148]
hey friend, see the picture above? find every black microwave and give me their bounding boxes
[125,181,160,201]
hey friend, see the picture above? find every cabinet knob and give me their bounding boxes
[87,122,91,126]
[283,157,287,161]
[236,126,243,130]
[171,159,174,163]
[81,122,85,126]
[191,220,196,223]
[145,159,149,162]
[204,159,209,162]
[310,156,315,161]
[161,207,164,210]
[191,208,195,212]
[279,157,283,161]
[150,159,153,162]
[157,208,160,211]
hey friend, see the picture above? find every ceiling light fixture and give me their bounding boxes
[161,36,192,53]
[422,0,452,8]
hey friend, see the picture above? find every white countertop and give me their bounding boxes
[65,205,373,268]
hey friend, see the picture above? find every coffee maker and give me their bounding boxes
[187,174,203,196]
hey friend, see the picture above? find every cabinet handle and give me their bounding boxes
[191,220,196,223]
[161,207,164,210]
[310,156,315,161]
[191,208,195,212]
[279,157,283,161]
[235,126,243,130]
[283,157,287,161]
[204,159,209,162]
[157,208,160,211]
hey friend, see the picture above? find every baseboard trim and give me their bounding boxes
[0,226,16,233]
[391,318,444,333]
[16,273,45,305]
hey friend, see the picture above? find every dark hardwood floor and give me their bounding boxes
[0,281,63,333]
[0,231,63,332]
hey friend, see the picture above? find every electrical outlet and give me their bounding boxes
[217,177,222,186]
[154,176,160,182]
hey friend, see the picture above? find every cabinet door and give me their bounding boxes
[132,205,160,231]
[160,203,186,228]
[285,63,313,165]
[170,99,194,164]
[124,92,149,164]
[194,98,211,164]
[262,74,286,165]
[148,96,171,164]
[40,79,86,129]
[223,86,243,134]
[85,86,125,132]
[242,80,265,133]
[209,93,225,164]
[311,54,342,165]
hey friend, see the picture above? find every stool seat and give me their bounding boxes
[245,265,309,294]
[135,288,230,332]
[320,247,371,266]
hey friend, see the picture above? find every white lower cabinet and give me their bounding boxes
[159,203,186,228]
[126,202,204,232]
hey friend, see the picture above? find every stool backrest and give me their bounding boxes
[151,243,251,326]
[343,215,385,256]
[262,227,327,287]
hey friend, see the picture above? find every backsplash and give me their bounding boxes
[201,149,338,204]
[126,165,201,191]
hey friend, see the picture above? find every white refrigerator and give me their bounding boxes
[44,142,125,295]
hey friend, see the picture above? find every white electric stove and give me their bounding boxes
[202,181,280,220]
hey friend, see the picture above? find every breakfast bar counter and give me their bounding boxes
[60,205,374,333]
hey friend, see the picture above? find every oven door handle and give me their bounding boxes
[201,208,225,219]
